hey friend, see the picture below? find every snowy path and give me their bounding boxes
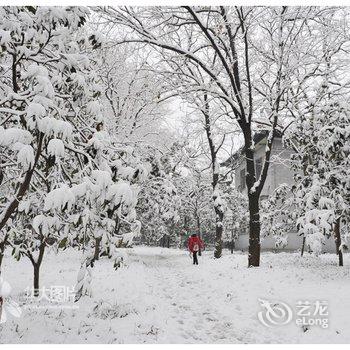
[1,247,350,343]
[134,250,241,343]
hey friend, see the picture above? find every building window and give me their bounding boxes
[255,157,262,179]
[240,168,246,190]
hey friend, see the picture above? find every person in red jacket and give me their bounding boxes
[188,233,204,265]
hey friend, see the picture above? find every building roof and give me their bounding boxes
[221,129,283,168]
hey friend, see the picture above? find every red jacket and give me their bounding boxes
[188,236,204,252]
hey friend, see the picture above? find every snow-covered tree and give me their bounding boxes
[0,6,95,279]
[176,170,214,244]
[0,7,146,298]
[290,106,349,264]
[223,188,249,253]
[97,6,345,266]
[261,184,296,249]
[262,106,350,266]
[96,45,168,144]
[261,10,350,265]
[137,175,180,246]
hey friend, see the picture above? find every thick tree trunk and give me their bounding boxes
[244,146,261,267]
[301,236,306,257]
[182,215,189,248]
[195,212,201,237]
[230,231,235,254]
[214,207,224,258]
[94,237,102,261]
[160,235,165,248]
[334,217,343,267]
[0,251,4,273]
[203,93,224,259]
[247,193,261,267]
[33,264,40,297]
[195,211,203,255]
[0,237,7,274]
[29,241,46,297]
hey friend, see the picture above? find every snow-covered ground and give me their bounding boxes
[1,246,350,343]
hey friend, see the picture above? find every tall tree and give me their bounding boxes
[261,9,350,266]
[0,6,94,273]
[98,6,335,266]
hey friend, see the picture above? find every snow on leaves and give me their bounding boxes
[47,139,65,158]
[0,127,33,147]
[17,145,35,170]
[0,6,147,302]
[44,185,75,212]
